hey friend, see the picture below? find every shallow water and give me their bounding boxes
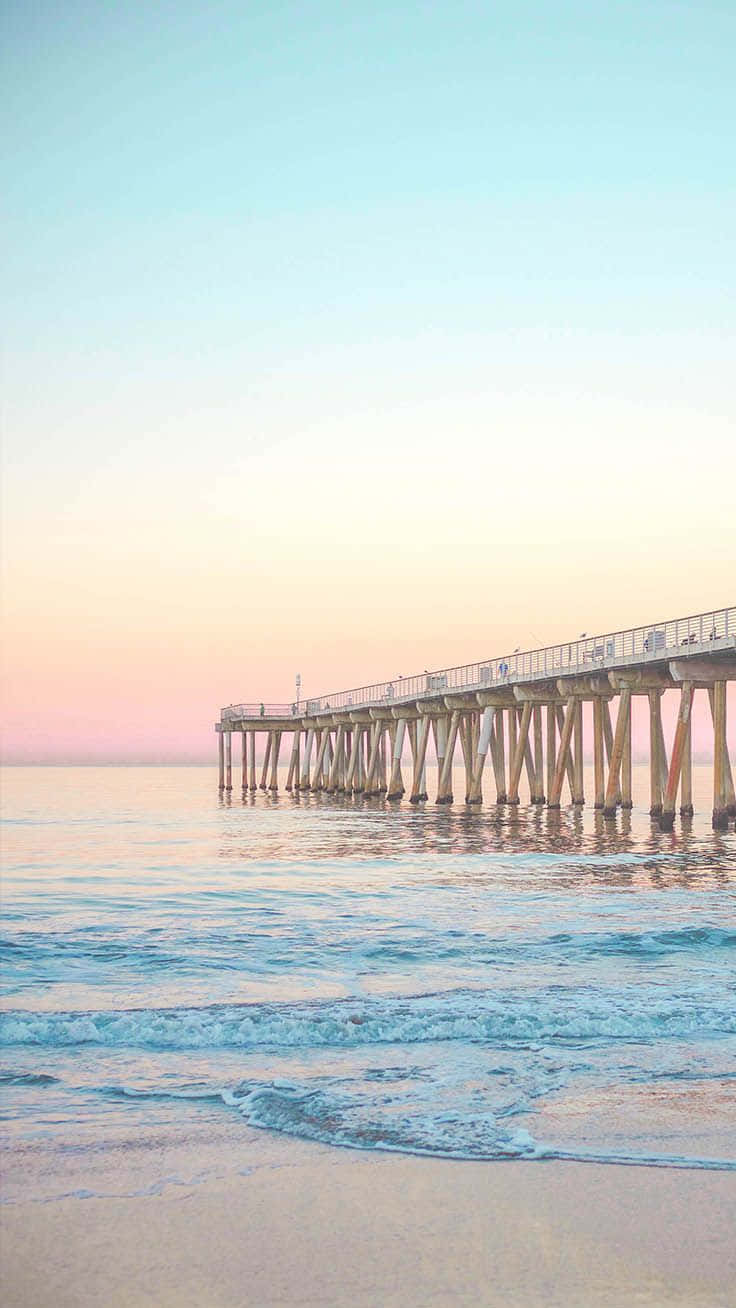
[1,764,735,1196]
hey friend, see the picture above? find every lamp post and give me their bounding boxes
[295,673,301,710]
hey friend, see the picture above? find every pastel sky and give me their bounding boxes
[2,0,734,762]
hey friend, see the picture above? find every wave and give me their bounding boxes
[0,1069,59,1086]
[2,924,732,980]
[2,987,735,1051]
[92,1076,736,1171]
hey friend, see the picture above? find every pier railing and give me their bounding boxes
[221,606,735,721]
[221,702,297,722]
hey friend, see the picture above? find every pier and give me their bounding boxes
[216,607,736,830]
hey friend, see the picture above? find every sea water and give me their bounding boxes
[1,764,735,1200]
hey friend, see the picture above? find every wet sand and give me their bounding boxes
[2,1122,734,1307]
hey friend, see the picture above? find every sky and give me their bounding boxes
[2,0,735,762]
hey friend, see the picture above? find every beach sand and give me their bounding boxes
[2,1112,734,1307]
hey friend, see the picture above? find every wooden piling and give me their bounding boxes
[491,712,507,802]
[648,691,663,815]
[286,728,300,791]
[593,698,605,809]
[572,699,584,806]
[549,697,576,808]
[300,728,314,791]
[410,716,431,803]
[603,688,631,817]
[712,681,729,829]
[387,718,407,798]
[508,701,532,805]
[546,706,556,803]
[555,705,577,803]
[259,732,271,790]
[378,726,388,793]
[468,706,494,804]
[249,731,257,791]
[437,710,461,804]
[241,731,248,791]
[268,731,281,791]
[680,711,693,816]
[660,682,694,830]
[507,709,518,801]
[621,700,632,810]
[313,728,329,792]
[225,732,232,791]
[364,721,382,796]
[601,700,622,806]
[346,726,361,793]
[327,725,344,793]
[218,732,225,791]
[533,705,545,804]
[458,715,472,802]
[708,685,736,818]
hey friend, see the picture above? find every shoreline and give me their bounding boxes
[3,1122,735,1307]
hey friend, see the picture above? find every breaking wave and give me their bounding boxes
[3,987,735,1051]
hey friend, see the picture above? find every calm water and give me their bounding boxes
[1,764,735,1194]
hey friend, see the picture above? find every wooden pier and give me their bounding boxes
[216,607,736,830]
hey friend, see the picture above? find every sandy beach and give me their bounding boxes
[3,1110,734,1308]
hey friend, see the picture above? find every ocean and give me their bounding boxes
[1,764,735,1203]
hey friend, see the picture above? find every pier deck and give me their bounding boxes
[216,606,736,829]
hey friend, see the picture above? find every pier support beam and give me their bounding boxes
[313,729,329,792]
[593,698,605,809]
[300,728,314,791]
[648,691,664,815]
[218,732,225,791]
[532,705,545,804]
[249,731,256,791]
[259,733,272,791]
[357,727,369,793]
[378,726,388,793]
[241,731,248,791]
[508,701,532,805]
[555,705,577,804]
[468,707,494,804]
[711,681,730,829]
[603,688,631,817]
[601,701,622,806]
[491,712,507,803]
[621,700,633,810]
[364,720,382,796]
[410,717,431,803]
[549,697,576,809]
[437,710,461,804]
[680,712,693,817]
[660,682,694,830]
[507,709,518,802]
[225,732,232,792]
[286,729,300,792]
[326,725,345,793]
[458,714,474,802]
[572,699,584,806]
[708,686,736,821]
[345,726,360,793]
[387,718,407,799]
[268,731,281,792]
[546,706,556,803]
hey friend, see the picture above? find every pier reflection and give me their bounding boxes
[218,764,733,890]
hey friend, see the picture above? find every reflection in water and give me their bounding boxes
[1,764,734,1192]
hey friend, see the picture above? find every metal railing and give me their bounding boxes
[221,701,297,723]
[221,606,735,721]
